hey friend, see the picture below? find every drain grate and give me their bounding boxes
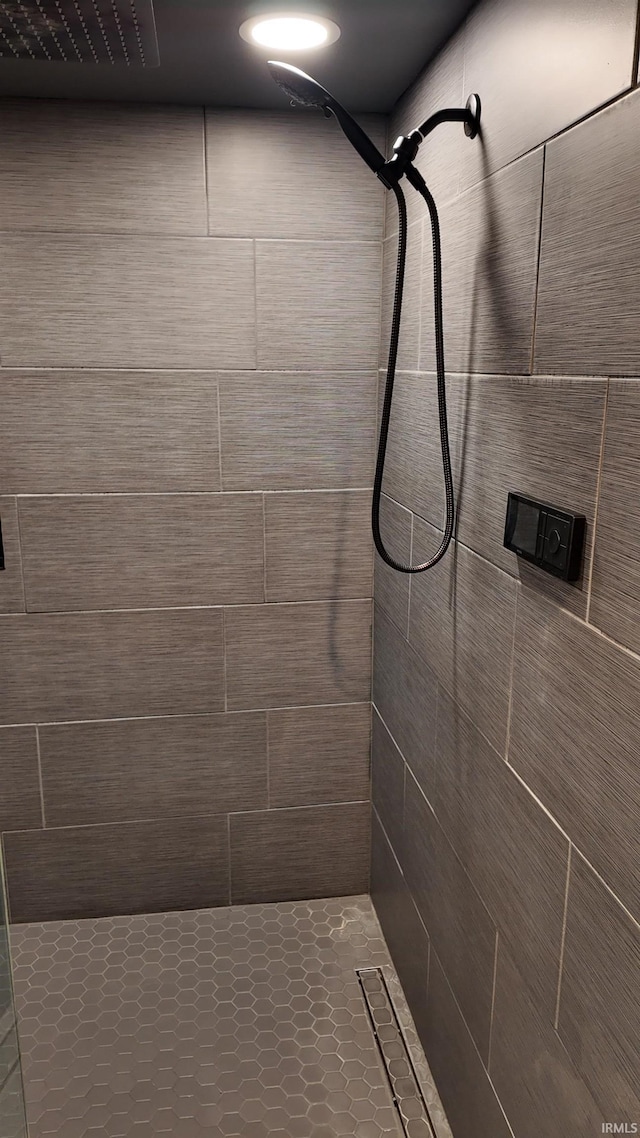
[358,967,437,1138]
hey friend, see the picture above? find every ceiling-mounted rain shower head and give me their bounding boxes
[267,60,388,178]
[0,0,159,65]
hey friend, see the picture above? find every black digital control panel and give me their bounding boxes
[503,493,585,582]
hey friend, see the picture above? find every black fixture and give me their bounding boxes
[0,516,4,571]
[504,493,586,581]
[268,60,481,574]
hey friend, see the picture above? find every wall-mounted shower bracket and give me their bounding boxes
[380,93,481,185]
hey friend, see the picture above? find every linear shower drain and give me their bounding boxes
[357,968,437,1138]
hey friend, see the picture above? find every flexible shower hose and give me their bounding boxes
[372,172,455,572]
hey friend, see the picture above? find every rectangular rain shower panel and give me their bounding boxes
[0,0,159,65]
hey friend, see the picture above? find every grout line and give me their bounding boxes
[11,489,375,499]
[486,929,499,1071]
[554,844,572,1030]
[503,587,519,761]
[34,727,46,829]
[202,105,210,236]
[222,609,228,713]
[0,700,370,731]
[585,378,610,624]
[226,814,232,905]
[265,711,271,809]
[528,144,546,375]
[0,597,374,618]
[572,845,640,934]
[12,495,28,614]
[215,382,224,491]
[261,493,268,603]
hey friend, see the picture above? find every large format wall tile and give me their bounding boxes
[264,490,372,602]
[0,728,41,831]
[558,853,640,1120]
[374,494,412,636]
[0,498,25,613]
[435,690,569,1015]
[403,771,496,1059]
[370,812,430,1045]
[535,90,640,376]
[38,713,267,827]
[509,591,640,925]
[423,953,513,1138]
[229,802,370,904]
[371,711,405,854]
[409,523,517,754]
[373,607,438,802]
[420,150,543,375]
[0,609,224,726]
[591,380,640,653]
[4,815,229,922]
[461,0,637,190]
[0,234,255,368]
[507,591,637,928]
[225,600,371,711]
[490,940,604,1138]
[255,241,381,370]
[219,373,376,491]
[206,109,385,240]
[380,221,423,371]
[268,703,370,808]
[19,494,264,612]
[0,100,207,234]
[0,371,220,494]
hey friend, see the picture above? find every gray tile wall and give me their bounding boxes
[372,2,640,1134]
[0,101,383,922]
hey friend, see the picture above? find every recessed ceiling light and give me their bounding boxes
[239,13,340,51]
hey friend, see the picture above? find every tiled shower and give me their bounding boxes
[1,0,640,1134]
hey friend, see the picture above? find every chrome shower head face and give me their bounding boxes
[267,60,331,108]
[267,60,388,178]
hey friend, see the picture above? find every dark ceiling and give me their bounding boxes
[0,0,477,111]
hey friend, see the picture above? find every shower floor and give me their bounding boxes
[10,896,451,1138]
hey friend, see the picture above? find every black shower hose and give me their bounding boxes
[372,172,455,572]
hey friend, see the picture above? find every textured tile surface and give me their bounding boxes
[509,590,640,924]
[420,150,544,375]
[374,495,412,635]
[409,525,517,754]
[435,690,569,1015]
[0,100,207,234]
[423,953,512,1138]
[206,109,385,240]
[38,713,267,827]
[256,241,381,370]
[264,490,372,602]
[0,728,41,832]
[20,494,264,612]
[591,379,640,652]
[558,852,640,1120]
[0,498,25,614]
[0,609,224,725]
[380,221,423,372]
[0,234,255,368]
[0,370,220,494]
[461,0,637,190]
[219,373,376,492]
[5,816,229,923]
[371,711,405,855]
[225,600,371,711]
[11,896,451,1138]
[229,804,370,904]
[535,89,640,375]
[490,939,603,1138]
[268,704,370,809]
[370,813,430,1047]
[402,772,496,1060]
[373,607,438,803]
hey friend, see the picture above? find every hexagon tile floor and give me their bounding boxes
[10,896,452,1138]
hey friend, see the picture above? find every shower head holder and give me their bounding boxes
[381,94,481,185]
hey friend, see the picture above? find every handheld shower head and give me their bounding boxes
[268,60,388,178]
